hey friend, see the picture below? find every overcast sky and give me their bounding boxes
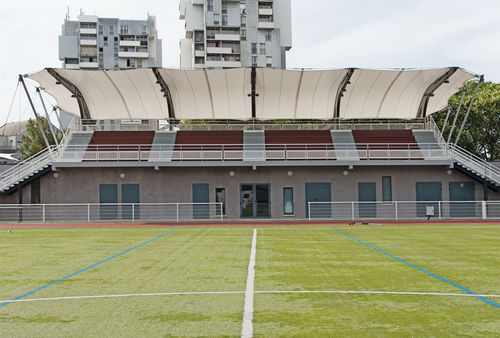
[1,0,499,124]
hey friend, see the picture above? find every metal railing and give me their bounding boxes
[0,146,57,192]
[0,203,224,224]
[57,142,450,162]
[308,201,500,221]
[71,119,427,132]
[448,144,500,184]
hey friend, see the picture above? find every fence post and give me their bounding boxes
[351,202,355,221]
[42,204,46,223]
[87,204,90,223]
[220,203,223,222]
[308,202,311,222]
[394,201,398,221]
[176,203,179,222]
[132,204,135,222]
[482,201,487,220]
[438,201,442,220]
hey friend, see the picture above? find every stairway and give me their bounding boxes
[148,131,177,162]
[330,131,358,160]
[59,132,94,161]
[243,130,265,161]
[449,144,500,191]
[0,147,55,195]
[412,130,446,160]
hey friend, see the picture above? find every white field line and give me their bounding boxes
[1,290,500,304]
[241,229,257,338]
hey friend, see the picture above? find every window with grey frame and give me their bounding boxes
[283,187,294,215]
[215,188,226,216]
[207,0,213,12]
[251,43,257,54]
[382,176,392,202]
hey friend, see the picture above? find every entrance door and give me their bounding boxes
[122,184,140,220]
[192,184,209,219]
[305,183,331,218]
[449,182,475,217]
[416,182,442,217]
[358,182,377,218]
[240,184,271,218]
[99,184,118,220]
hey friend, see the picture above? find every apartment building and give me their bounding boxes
[59,13,162,70]
[179,0,292,69]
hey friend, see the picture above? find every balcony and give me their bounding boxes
[258,21,274,29]
[80,39,97,46]
[258,8,273,15]
[195,50,205,57]
[80,28,97,35]
[214,34,240,41]
[65,63,80,70]
[58,143,448,164]
[118,51,149,58]
[119,40,141,47]
[79,62,99,68]
[206,60,242,68]
[207,47,234,54]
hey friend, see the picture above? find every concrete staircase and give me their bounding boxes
[59,132,94,161]
[243,130,265,161]
[412,130,446,160]
[148,131,177,162]
[330,130,358,160]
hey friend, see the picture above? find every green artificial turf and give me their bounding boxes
[0,224,499,336]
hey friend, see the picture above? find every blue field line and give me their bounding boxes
[0,229,176,309]
[332,228,500,309]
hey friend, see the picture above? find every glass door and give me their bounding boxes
[241,184,270,218]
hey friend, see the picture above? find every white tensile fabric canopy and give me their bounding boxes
[28,67,477,121]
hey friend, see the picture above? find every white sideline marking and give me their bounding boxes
[241,229,257,338]
[1,290,499,304]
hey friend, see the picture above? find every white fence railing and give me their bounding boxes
[58,143,449,162]
[308,201,500,221]
[0,203,224,223]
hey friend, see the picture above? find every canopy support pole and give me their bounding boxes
[249,67,259,120]
[19,75,53,157]
[446,86,468,144]
[36,88,59,147]
[152,68,176,121]
[334,68,355,119]
[417,67,458,118]
[440,106,452,136]
[46,68,91,120]
[53,107,64,131]
[454,75,483,145]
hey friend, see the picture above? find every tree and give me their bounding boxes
[18,117,63,160]
[433,81,500,160]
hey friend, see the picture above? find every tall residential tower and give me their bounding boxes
[59,12,162,70]
[179,0,292,69]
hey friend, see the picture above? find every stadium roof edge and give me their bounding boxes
[27,67,478,121]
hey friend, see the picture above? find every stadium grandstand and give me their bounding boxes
[0,67,498,223]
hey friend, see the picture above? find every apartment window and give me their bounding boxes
[216,188,226,216]
[207,0,213,12]
[241,29,246,38]
[120,25,129,35]
[99,47,103,52]
[222,2,227,10]
[241,15,246,24]
[251,43,257,54]
[382,176,392,202]
[127,59,135,67]
[103,36,108,42]
[222,14,228,26]
[114,37,118,42]
[252,56,257,64]
[266,32,272,42]
[259,43,266,55]
[283,188,294,215]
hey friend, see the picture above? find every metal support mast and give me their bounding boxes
[446,86,468,144]
[455,75,484,145]
[18,75,53,157]
[36,88,59,147]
